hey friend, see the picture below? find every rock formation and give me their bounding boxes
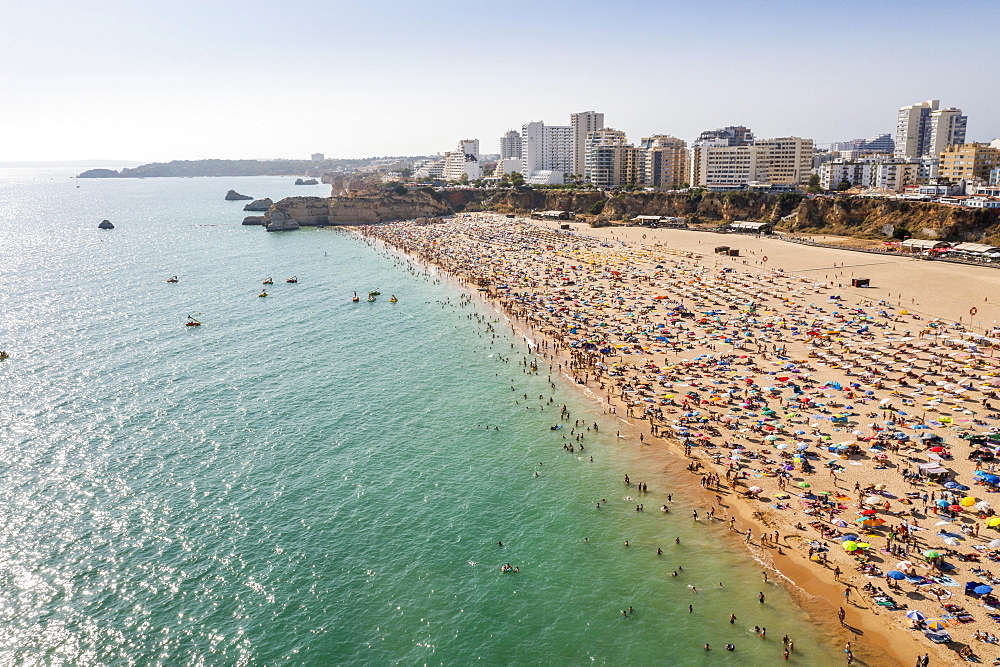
[242,216,265,226]
[98,219,114,229]
[265,211,300,232]
[294,178,319,185]
[259,190,451,228]
[78,169,120,178]
[243,198,273,211]
[225,190,253,201]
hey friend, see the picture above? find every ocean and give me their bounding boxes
[0,169,842,665]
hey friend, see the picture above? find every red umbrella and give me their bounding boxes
[777,376,790,381]
[928,446,944,452]
[948,505,963,512]
[860,509,878,516]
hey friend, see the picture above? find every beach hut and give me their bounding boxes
[901,239,949,253]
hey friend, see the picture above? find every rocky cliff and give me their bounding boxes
[785,197,1000,242]
[262,190,451,227]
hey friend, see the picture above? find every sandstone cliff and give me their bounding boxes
[262,190,451,227]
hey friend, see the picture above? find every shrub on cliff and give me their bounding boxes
[589,200,606,215]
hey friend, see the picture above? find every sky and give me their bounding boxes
[3,0,999,163]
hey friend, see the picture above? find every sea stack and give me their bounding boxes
[243,198,273,212]
[98,219,114,229]
[225,190,253,201]
[265,210,300,232]
[295,178,319,185]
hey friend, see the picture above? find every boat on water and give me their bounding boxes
[352,291,360,302]
[166,276,179,283]
[262,277,273,285]
[389,295,398,303]
[366,294,376,302]
[286,276,298,283]
[369,290,381,296]
[0,351,9,361]
[185,316,201,327]
[258,290,268,298]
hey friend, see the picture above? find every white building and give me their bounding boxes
[690,137,812,189]
[441,139,481,181]
[584,128,632,188]
[499,130,522,160]
[818,158,923,192]
[895,100,967,158]
[521,121,573,183]
[570,111,604,179]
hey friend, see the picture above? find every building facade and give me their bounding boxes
[895,100,967,158]
[831,133,894,155]
[637,135,688,189]
[521,121,573,183]
[689,137,811,189]
[584,128,632,188]
[570,111,604,179]
[499,130,522,160]
[693,125,754,147]
[938,143,1000,183]
[441,139,481,181]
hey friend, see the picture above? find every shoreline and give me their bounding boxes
[348,222,918,665]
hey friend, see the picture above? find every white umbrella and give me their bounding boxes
[896,561,914,571]
[975,501,992,512]
[864,495,882,505]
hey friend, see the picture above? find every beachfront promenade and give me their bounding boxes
[361,213,1000,666]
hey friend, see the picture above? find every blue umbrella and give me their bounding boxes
[840,534,860,542]
[975,585,993,596]
[906,610,926,621]
[887,570,906,580]
[936,500,950,508]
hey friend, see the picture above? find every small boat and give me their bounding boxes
[286,276,298,283]
[258,290,268,298]
[352,292,359,302]
[369,290,381,296]
[366,295,376,302]
[166,276,179,283]
[262,277,273,285]
[0,351,9,361]
[389,295,398,303]
[185,317,201,327]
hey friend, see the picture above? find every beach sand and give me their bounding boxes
[358,213,1000,666]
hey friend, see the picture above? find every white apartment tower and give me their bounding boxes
[499,130,522,160]
[521,121,574,184]
[441,139,481,182]
[895,100,967,158]
[570,111,605,179]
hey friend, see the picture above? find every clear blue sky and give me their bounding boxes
[3,0,998,162]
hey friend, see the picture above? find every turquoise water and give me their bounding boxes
[0,170,842,665]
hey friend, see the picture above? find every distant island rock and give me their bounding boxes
[295,178,319,185]
[79,169,121,178]
[243,198,273,211]
[98,219,115,229]
[242,216,265,226]
[225,190,253,201]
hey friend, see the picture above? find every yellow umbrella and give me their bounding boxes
[961,497,976,507]
[988,517,1000,527]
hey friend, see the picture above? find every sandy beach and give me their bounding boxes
[358,213,1000,666]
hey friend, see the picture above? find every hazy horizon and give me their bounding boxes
[4,0,999,163]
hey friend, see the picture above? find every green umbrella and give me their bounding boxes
[797,482,810,488]
[843,541,858,551]
[922,550,941,559]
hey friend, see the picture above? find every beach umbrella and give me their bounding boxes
[843,541,859,551]
[860,509,878,516]
[797,482,810,488]
[887,570,906,580]
[864,496,882,505]
[989,539,1000,548]
[748,486,764,493]
[988,517,1000,528]
[975,585,994,596]
[975,501,992,511]
[922,550,941,559]
[858,518,885,527]
[831,519,849,528]
[960,496,976,507]
[925,618,949,631]
[948,504,963,513]
[840,534,860,542]
[896,561,914,571]
[905,610,926,621]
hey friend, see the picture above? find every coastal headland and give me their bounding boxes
[354,212,1000,666]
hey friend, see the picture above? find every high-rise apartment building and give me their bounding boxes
[521,121,573,184]
[938,143,1000,183]
[637,135,689,189]
[570,111,604,178]
[584,128,633,188]
[693,126,754,147]
[441,139,481,181]
[753,137,814,186]
[499,130,522,160]
[895,100,967,158]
